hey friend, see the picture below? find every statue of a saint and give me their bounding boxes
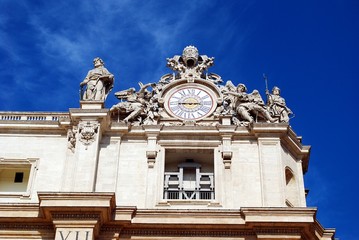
[266,86,292,122]
[80,57,114,101]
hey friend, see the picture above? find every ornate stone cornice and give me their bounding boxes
[52,213,101,220]
[0,203,334,239]
[119,228,256,237]
[0,223,53,230]
[38,192,116,223]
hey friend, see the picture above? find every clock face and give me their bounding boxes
[167,86,215,120]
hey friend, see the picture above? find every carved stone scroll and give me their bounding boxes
[144,125,162,168]
[218,125,236,169]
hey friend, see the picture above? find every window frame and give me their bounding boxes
[0,157,39,198]
[159,147,217,205]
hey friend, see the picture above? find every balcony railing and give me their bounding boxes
[0,112,69,122]
[164,172,214,200]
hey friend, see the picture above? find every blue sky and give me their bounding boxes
[1,1,358,238]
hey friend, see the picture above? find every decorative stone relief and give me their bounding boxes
[67,127,77,153]
[118,228,257,237]
[144,125,162,168]
[146,150,157,168]
[166,45,216,80]
[79,122,98,148]
[218,125,236,169]
[109,46,293,126]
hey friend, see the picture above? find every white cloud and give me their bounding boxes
[0,0,256,110]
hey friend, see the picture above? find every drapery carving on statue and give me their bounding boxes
[222,83,275,125]
[110,81,165,125]
[109,46,294,126]
[80,57,114,101]
[79,122,98,148]
[266,86,293,123]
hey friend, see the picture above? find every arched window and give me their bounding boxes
[285,167,298,207]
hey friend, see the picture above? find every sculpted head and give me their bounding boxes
[272,86,280,95]
[237,83,247,92]
[93,57,104,68]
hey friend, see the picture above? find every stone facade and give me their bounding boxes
[0,47,335,239]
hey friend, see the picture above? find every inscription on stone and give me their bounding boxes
[57,230,91,240]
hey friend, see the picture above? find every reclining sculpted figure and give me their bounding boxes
[224,83,275,123]
[110,82,154,123]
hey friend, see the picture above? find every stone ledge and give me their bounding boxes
[38,192,116,223]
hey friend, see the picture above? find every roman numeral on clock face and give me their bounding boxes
[168,86,214,120]
[199,106,211,113]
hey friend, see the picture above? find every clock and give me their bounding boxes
[166,85,216,120]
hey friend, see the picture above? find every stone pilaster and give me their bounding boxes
[62,102,110,192]
[38,192,115,240]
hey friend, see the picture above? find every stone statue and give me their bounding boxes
[225,84,275,123]
[166,46,215,79]
[215,80,237,116]
[110,82,155,123]
[80,57,114,101]
[67,127,77,153]
[108,46,294,127]
[266,86,292,122]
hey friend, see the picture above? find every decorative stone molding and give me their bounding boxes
[217,125,236,169]
[119,228,256,237]
[0,202,335,239]
[38,192,115,240]
[222,151,232,169]
[146,150,157,168]
[254,228,302,239]
[0,223,53,230]
[38,192,116,222]
[0,157,39,198]
[220,115,232,125]
[52,213,101,220]
[143,125,162,168]
[80,100,105,109]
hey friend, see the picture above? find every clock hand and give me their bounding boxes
[178,102,200,105]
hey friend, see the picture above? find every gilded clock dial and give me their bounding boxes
[168,87,214,120]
